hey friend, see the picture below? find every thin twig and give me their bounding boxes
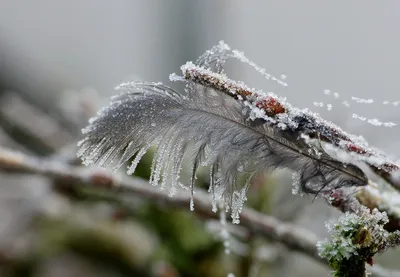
[181,63,400,191]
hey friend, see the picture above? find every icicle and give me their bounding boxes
[169,140,186,197]
[151,138,173,187]
[190,192,195,211]
[219,202,231,255]
[127,144,150,175]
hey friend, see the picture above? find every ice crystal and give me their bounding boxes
[317,206,399,276]
[352,114,396,127]
[351,97,374,104]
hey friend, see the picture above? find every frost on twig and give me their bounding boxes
[317,206,400,277]
[179,45,400,191]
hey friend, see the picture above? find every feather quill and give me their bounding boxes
[77,44,369,223]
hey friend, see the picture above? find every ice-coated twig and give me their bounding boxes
[181,62,286,117]
[180,62,400,191]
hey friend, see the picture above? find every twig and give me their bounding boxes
[181,63,400,191]
[0,147,322,262]
[1,147,400,277]
[0,147,399,276]
[0,92,74,155]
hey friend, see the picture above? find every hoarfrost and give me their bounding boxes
[318,207,391,263]
[324,89,331,95]
[352,114,396,127]
[313,101,324,107]
[351,96,374,104]
[231,49,288,87]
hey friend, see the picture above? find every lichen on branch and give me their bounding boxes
[317,206,400,277]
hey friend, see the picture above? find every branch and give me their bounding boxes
[0,147,322,263]
[180,63,400,191]
[0,144,400,277]
[0,92,75,155]
[0,147,399,277]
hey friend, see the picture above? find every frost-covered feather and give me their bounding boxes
[179,42,400,187]
[78,79,368,222]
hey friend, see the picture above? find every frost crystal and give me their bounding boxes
[313,101,324,107]
[352,114,396,127]
[231,49,288,87]
[291,172,303,196]
[342,101,350,107]
[317,206,397,276]
[351,97,374,104]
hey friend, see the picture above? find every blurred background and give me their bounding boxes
[0,1,400,276]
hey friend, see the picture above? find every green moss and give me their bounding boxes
[329,255,366,277]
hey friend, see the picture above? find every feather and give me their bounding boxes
[77,78,368,222]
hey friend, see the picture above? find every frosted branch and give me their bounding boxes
[0,147,399,277]
[180,63,400,191]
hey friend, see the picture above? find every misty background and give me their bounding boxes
[0,1,399,277]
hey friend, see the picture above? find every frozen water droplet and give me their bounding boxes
[190,195,195,211]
